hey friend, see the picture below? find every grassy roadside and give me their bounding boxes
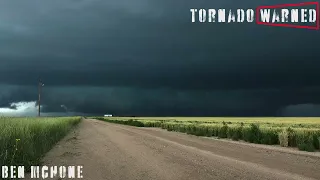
[0,117,82,168]
[93,117,320,152]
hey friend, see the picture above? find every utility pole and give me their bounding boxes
[38,79,44,117]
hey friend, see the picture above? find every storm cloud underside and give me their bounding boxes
[0,0,319,116]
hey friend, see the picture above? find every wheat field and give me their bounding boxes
[94,117,320,152]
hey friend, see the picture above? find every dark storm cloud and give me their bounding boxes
[280,104,320,117]
[1,85,320,116]
[0,85,36,107]
[0,0,319,116]
[1,85,270,116]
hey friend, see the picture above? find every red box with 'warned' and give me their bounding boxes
[256,1,319,30]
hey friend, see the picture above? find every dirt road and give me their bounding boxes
[26,119,320,180]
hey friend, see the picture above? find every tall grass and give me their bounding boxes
[279,129,289,147]
[94,117,320,152]
[0,117,81,168]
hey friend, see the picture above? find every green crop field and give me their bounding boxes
[0,117,81,168]
[93,117,320,152]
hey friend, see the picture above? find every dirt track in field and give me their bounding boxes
[25,119,320,180]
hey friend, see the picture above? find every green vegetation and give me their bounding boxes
[93,117,320,152]
[0,117,81,168]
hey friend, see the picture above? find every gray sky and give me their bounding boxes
[0,0,319,116]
